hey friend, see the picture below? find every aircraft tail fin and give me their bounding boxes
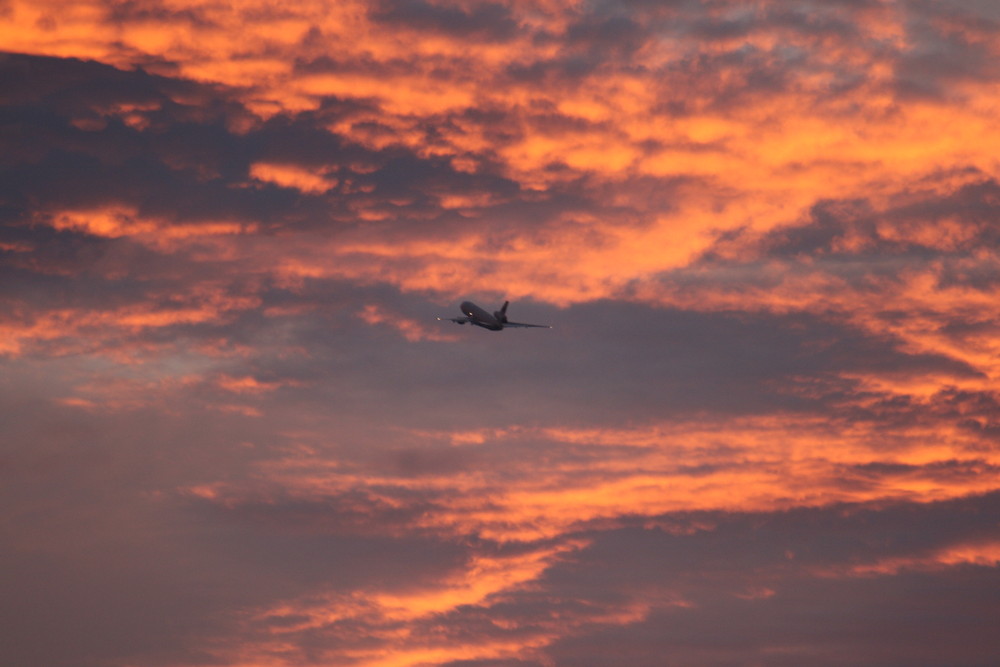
[495,300,510,324]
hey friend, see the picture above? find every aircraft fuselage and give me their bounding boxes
[461,301,504,330]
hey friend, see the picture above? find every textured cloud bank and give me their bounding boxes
[3,1,1000,665]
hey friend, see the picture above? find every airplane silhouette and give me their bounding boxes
[438,301,550,331]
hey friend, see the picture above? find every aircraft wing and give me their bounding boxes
[437,316,472,324]
[504,321,551,328]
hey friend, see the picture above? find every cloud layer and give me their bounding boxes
[3,1,1000,665]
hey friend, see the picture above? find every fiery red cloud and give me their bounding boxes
[3,1,1000,666]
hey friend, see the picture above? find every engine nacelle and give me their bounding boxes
[493,310,508,324]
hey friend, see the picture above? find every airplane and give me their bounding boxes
[438,301,550,331]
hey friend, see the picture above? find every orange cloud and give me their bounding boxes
[212,538,655,667]
[249,162,336,194]
[7,0,1000,331]
[815,541,1000,578]
[195,408,1000,550]
[179,403,1000,664]
[357,304,459,342]
[217,375,305,394]
[1,282,261,361]
[43,205,255,253]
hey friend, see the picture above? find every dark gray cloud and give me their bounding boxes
[541,493,1000,665]
[547,567,1000,666]
[370,0,521,42]
[213,291,979,433]
[894,0,1000,98]
[695,172,1000,285]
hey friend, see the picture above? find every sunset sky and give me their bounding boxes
[3,1,1000,665]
